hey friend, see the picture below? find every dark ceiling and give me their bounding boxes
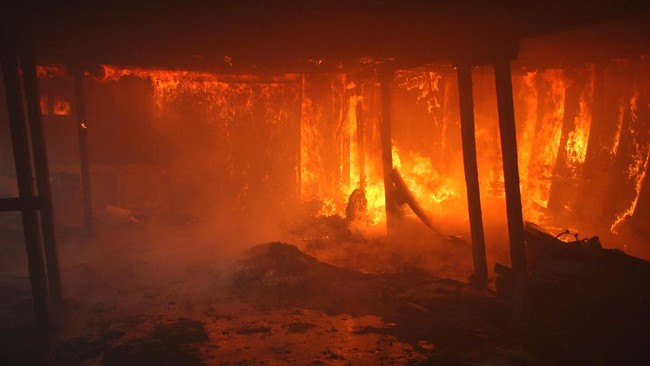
[2,0,649,71]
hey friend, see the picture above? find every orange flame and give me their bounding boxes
[52,98,71,115]
[36,65,67,79]
[518,69,566,222]
[565,66,594,171]
[611,92,649,233]
[40,96,49,115]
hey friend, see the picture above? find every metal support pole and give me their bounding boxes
[355,83,365,187]
[456,64,488,288]
[73,68,93,232]
[494,60,528,330]
[494,61,527,274]
[21,56,63,306]
[377,68,401,233]
[2,55,50,326]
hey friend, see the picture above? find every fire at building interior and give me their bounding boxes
[1,1,650,365]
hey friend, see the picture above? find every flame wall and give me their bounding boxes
[21,59,650,238]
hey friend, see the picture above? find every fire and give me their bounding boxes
[77,63,641,238]
[300,74,346,208]
[392,147,460,213]
[40,96,49,115]
[517,69,565,222]
[611,97,627,156]
[97,65,298,117]
[517,71,540,220]
[36,65,67,78]
[565,66,594,171]
[53,98,71,115]
[611,92,650,233]
[95,65,301,213]
[396,71,442,115]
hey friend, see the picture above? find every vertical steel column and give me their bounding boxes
[356,82,365,187]
[494,61,527,274]
[2,55,50,326]
[494,60,528,329]
[73,68,93,232]
[21,56,63,306]
[456,64,488,288]
[295,74,304,200]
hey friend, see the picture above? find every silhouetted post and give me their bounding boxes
[356,83,366,187]
[73,67,93,232]
[456,63,488,288]
[2,55,50,326]
[377,67,401,233]
[494,59,528,329]
[21,55,63,307]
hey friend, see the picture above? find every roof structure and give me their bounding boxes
[2,1,649,71]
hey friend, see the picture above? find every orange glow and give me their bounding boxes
[97,65,298,116]
[611,92,649,233]
[565,66,594,171]
[88,64,639,238]
[36,65,67,78]
[300,75,340,207]
[53,98,71,115]
[518,70,565,222]
[40,96,49,115]
[611,97,626,156]
[392,147,460,215]
[517,71,540,221]
[396,71,442,114]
